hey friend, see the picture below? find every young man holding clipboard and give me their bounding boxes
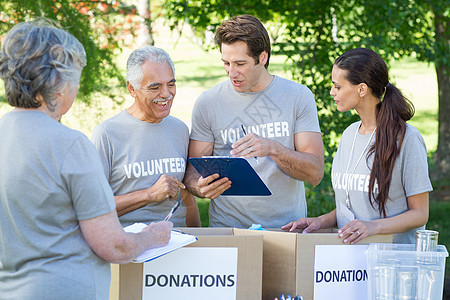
[185,15,324,228]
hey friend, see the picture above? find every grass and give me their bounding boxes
[389,57,438,151]
[428,200,450,276]
[197,198,211,228]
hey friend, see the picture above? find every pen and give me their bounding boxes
[241,124,259,164]
[164,200,181,221]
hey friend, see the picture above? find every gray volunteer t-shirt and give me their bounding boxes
[331,121,433,243]
[0,111,116,300]
[191,76,321,228]
[92,110,189,227]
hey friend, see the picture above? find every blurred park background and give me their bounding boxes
[0,0,448,279]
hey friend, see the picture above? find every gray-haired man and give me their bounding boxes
[92,46,200,228]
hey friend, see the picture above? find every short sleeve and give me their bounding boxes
[294,86,321,134]
[190,93,215,143]
[61,136,116,220]
[401,128,433,197]
[91,125,112,180]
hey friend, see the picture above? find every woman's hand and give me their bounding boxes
[338,219,377,244]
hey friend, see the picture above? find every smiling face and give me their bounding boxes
[127,60,176,123]
[330,66,363,112]
[221,41,268,93]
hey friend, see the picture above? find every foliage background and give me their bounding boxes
[0,0,145,103]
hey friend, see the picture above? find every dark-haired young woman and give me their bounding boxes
[282,48,432,244]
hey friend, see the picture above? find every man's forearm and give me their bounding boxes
[115,190,150,216]
[184,164,204,198]
[269,143,324,186]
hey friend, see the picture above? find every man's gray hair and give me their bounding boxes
[0,19,86,110]
[126,46,175,90]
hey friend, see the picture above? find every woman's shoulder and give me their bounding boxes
[34,113,87,141]
[342,121,361,135]
[38,119,92,157]
[404,124,425,140]
[58,125,91,146]
[403,123,427,146]
[405,123,421,135]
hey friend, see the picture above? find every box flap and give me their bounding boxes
[234,228,298,299]
[174,227,234,236]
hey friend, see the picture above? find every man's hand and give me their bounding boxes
[232,131,324,186]
[198,173,231,199]
[147,174,186,203]
[230,133,274,159]
[282,217,322,233]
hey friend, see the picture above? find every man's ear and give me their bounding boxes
[126,81,136,98]
[259,51,268,66]
[358,83,368,97]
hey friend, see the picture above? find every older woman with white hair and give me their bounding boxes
[0,20,172,300]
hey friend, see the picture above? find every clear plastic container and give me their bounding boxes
[367,243,448,300]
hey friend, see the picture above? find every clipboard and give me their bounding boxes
[188,157,272,196]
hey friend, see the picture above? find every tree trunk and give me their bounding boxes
[137,0,154,46]
[431,7,450,181]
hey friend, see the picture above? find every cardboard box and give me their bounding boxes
[235,228,392,300]
[110,228,263,300]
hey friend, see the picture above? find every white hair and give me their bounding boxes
[126,46,175,90]
[0,19,86,110]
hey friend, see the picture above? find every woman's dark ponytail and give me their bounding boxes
[368,82,414,217]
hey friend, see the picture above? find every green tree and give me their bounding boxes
[0,0,142,103]
[337,0,449,182]
[429,0,450,182]
[162,0,449,215]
